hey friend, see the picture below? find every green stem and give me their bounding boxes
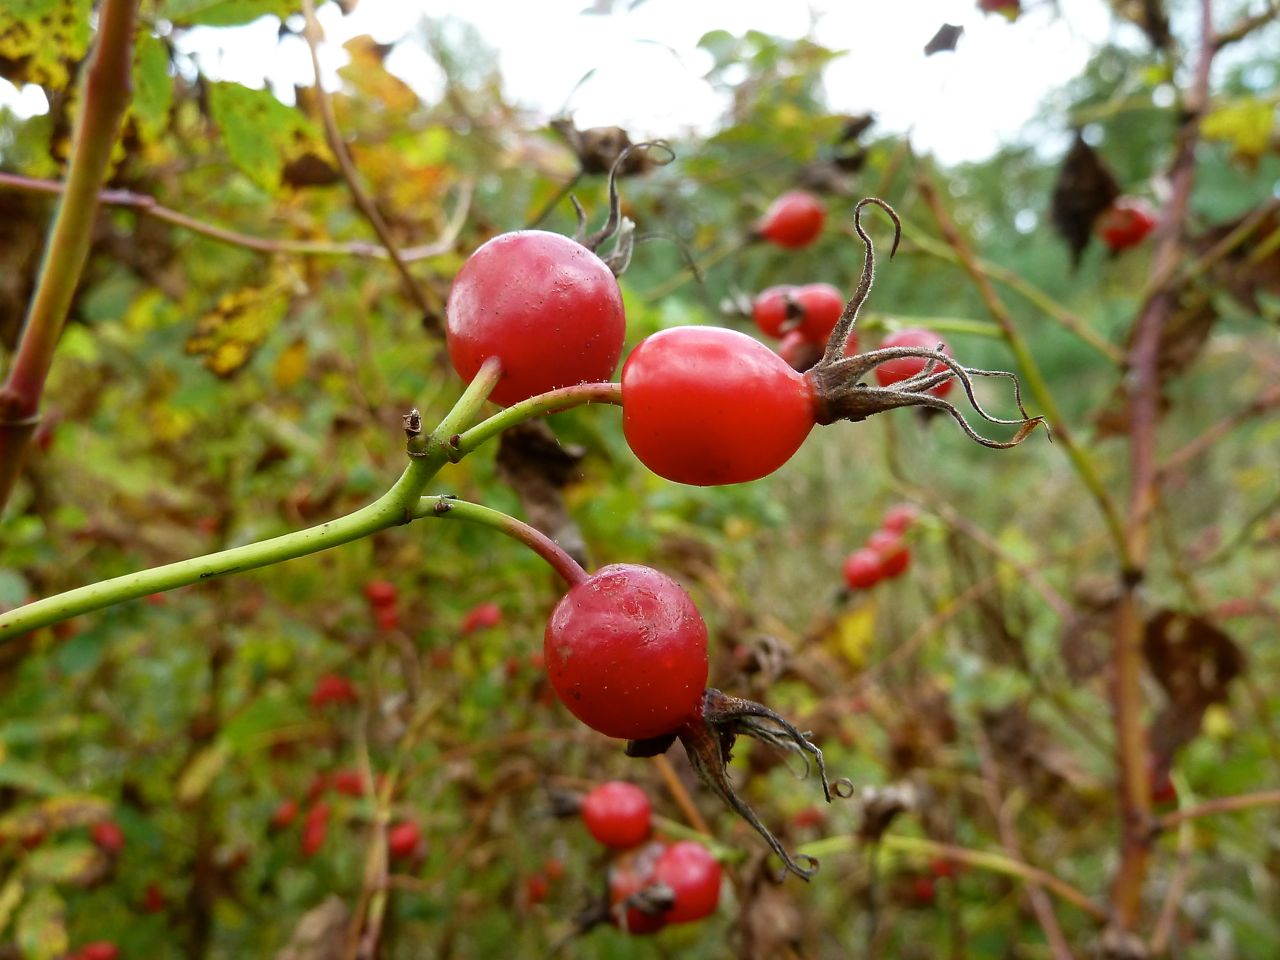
[454,382,622,457]
[0,360,504,641]
[415,497,587,587]
[0,0,140,511]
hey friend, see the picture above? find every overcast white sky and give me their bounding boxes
[1,0,1130,165]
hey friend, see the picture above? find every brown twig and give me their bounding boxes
[651,753,712,835]
[975,728,1077,959]
[1155,788,1280,831]
[0,172,471,262]
[1158,383,1280,479]
[1214,0,1280,47]
[915,174,1129,563]
[1109,0,1217,931]
[0,0,139,512]
[1150,818,1195,955]
[299,0,437,323]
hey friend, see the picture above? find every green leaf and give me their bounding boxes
[207,81,323,189]
[0,761,69,797]
[26,843,104,886]
[132,33,174,142]
[15,887,66,960]
[162,0,299,28]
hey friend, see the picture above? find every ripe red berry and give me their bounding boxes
[331,769,368,798]
[792,283,844,344]
[387,820,422,859]
[461,601,502,635]
[581,781,652,850]
[622,326,817,486]
[843,548,885,590]
[143,882,166,914]
[608,841,668,935]
[866,530,910,578]
[91,820,125,855]
[446,230,626,408]
[881,503,919,535]
[544,564,708,740]
[911,875,937,906]
[791,806,828,829]
[777,330,823,373]
[301,802,330,858]
[363,580,397,607]
[544,856,566,881]
[875,328,954,398]
[524,872,550,906]
[75,943,120,960]
[271,798,300,829]
[374,606,399,632]
[652,841,722,924]
[306,772,330,803]
[1096,198,1157,252]
[310,674,358,710]
[752,285,797,338]
[757,191,826,249]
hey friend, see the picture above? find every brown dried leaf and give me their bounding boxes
[1059,576,1119,681]
[735,853,806,960]
[275,895,350,960]
[495,421,588,568]
[924,24,964,56]
[1050,132,1120,267]
[982,704,1094,806]
[1193,205,1280,312]
[1143,610,1243,764]
[549,119,659,177]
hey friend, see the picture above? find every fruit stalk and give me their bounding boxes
[0,0,140,512]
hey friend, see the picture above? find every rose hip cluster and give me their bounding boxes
[843,503,918,590]
[572,781,723,935]
[433,157,1041,880]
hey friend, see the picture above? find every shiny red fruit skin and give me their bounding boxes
[310,673,358,710]
[843,548,885,590]
[387,820,421,859]
[757,191,826,249]
[544,564,708,740]
[301,802,330,858]
[77,943,120,960]
[331,769,368,797]
[1096,198,1157,252]
[622,327,817,486]
[363,580,397,607]
[793,283,844,343]
[752,285,796,338]
[581,781,652,850]
[653,841,722,924]
[446,230,626,408]
[874,328,954,398]
[867,530,910,578]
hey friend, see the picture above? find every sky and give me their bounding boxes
[1,0,1128,165]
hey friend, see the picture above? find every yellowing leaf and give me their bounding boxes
[339,35,420,115]
[176,742,231,806]
[185,269,297,377]
[15,887,66,960]
[26,843,105,886]
[825,602,877,670]
[0,0,93,90]
[273,339,309,390]
[0,874,24,938]
[1202,98,1275,160]
[0,795,111,843]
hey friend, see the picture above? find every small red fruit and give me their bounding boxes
[757,191,826,249]
[524,872,550,905]
[544,856,566,881]
[622,326,817,486]
[911,875,936,906]
[271,798,300,829]
[374,606,400,632]
[608,842,668,935]
[331,769,368,798]
[752,285,797,338]
[777,330,823,373]
[387,820,422,859]
[881,503,919,535]
[310,674,358,710]
[301,802,330,858]
[363,580,398,608]
[1096,198,1157,252]
[652,841,722,924]
[843,548,885,590]
[875,328,954,398]
[581,781,652,850]
[791,806,828,829]
[91,820,125,855]
[544,564,708,740]
[75,944,120,960]
[143,882,166,914]
[446,230,626,408]
[866,530,910,578]
[792,283,844,344]
[461,601,502,635]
